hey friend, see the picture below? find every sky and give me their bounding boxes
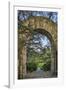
[18,10,58,23]
[29,33,51,53]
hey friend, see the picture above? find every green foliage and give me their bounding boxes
[27,47,52,72]
[27,62,37,72]
[38,63,44,68]
[41,60,51,71]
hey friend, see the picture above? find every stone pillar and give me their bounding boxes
[54,50,57,76]
[51,48,55,76]
[22,46,27,78]
[18,53,23,79]
[51,47,57,77]
[51,55,55,75]
[18,32,27,79]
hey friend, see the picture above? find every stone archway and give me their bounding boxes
[18,16,57,79]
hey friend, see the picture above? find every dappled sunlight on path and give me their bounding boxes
[25,68,52,78]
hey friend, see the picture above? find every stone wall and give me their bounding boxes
[18,16,57,79]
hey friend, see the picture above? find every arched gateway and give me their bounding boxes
[18,16,57,79]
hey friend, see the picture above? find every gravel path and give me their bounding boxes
[25,68,52,78]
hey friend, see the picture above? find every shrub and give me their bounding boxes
[27,62,37,72]
[41,61,51,71]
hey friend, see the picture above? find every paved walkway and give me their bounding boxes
[25,68,52,78]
